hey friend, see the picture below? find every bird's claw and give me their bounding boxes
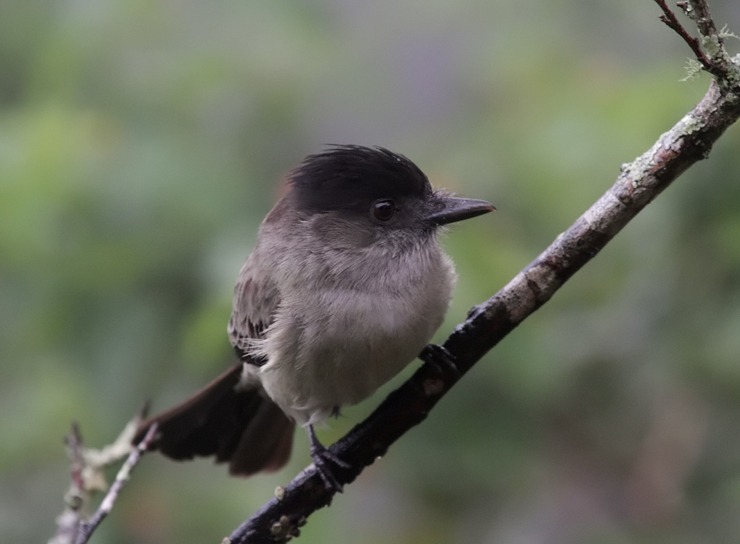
[420,344,460,381]
[308,425,349,493]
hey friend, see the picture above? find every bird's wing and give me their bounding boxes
[227,243,281,363]
[228,196,289,360]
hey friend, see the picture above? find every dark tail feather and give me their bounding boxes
[227,399,295,475]
[134,363,295,476]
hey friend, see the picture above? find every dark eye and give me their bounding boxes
[372,200,396,222]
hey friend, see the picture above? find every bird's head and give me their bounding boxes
[289,145,494,239]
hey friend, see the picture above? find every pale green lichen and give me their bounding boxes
[632,139,664,175]
[719,25,740,41]
[724,55,740,87]
[681,58,703,81]
[682,113,704,135]
[700,34,722,58]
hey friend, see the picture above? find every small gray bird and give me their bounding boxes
[136,145,494,489]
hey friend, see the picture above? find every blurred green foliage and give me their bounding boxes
[2,0,740,543]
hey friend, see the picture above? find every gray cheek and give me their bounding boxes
[310,213,376,249]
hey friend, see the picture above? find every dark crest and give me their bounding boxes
[289,145,431,214]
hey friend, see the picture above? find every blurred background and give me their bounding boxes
[2,0,740,542]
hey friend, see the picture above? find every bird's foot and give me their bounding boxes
[420,344,460,381]
[308,424,350,493]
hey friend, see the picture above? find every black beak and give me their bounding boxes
[425,194,495,227]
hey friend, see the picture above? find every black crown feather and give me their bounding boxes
[290,145,431,214]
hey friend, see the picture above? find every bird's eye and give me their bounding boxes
[372,200,396,222]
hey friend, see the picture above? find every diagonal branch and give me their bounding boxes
[227,6,740,544]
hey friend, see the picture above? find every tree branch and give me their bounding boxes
[226,4,740,543]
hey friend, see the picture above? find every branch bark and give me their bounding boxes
[226,2,740,542]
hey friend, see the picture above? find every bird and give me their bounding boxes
[135,145,494,490]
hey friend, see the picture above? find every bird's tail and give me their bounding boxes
[133,363,295,476]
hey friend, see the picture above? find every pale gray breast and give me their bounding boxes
[256,227,456,425]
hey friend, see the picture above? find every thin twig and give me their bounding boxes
[49,405,150,544]
[653,0,732,79]
[680,0,721,44]
[74,424,159,544]
[654,0,715,72]
[48,425,87,544]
